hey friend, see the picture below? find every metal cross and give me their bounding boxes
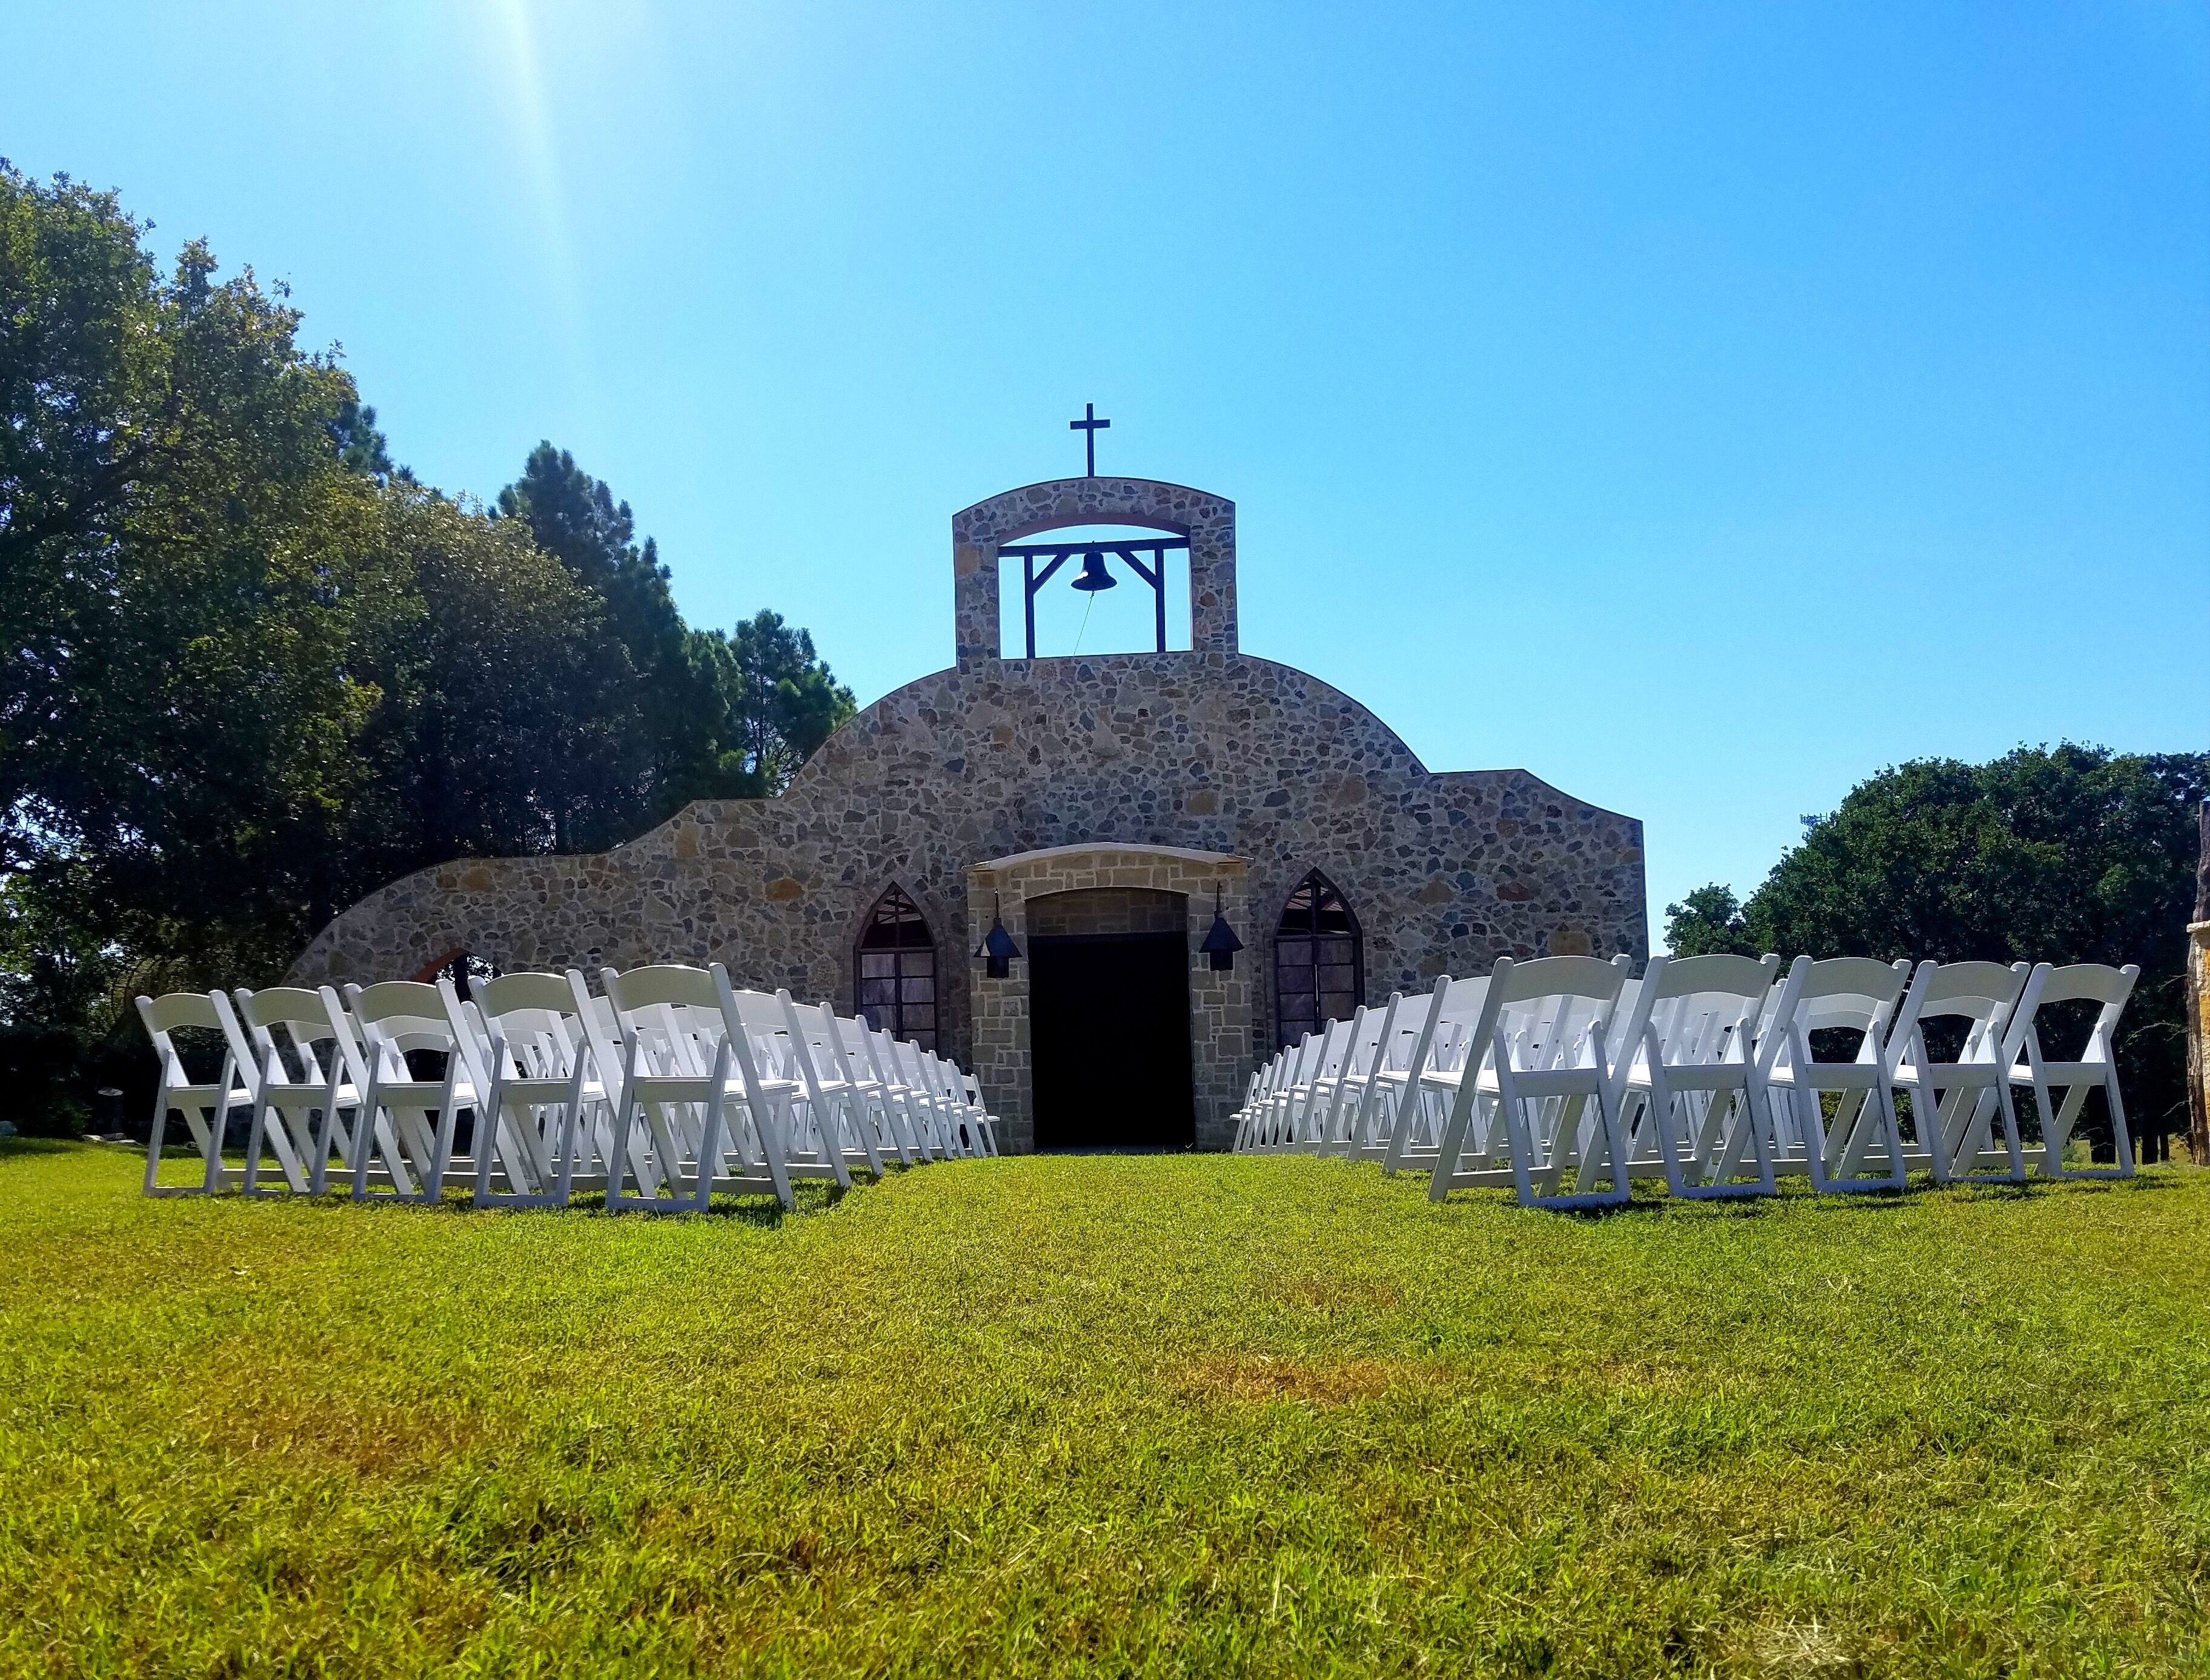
[1069,402,1110,477]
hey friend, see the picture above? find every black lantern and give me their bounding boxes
[1199,883,1244,972]
[974,895,1023,979]
[1069,549,1116,591]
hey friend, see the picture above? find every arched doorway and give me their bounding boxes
[963,845,1253,1153]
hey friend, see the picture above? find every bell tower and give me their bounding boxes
[950,477,1238,669]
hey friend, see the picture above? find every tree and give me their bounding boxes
[494,443,723,837]
[1,164,857,1127]
[1670,745,2209,1145]
[1661,884,1757,958]
[2,160,383,981]
[702,609,857,795]
[341,486,622,885]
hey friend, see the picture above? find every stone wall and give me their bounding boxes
[288,477,1647,1148]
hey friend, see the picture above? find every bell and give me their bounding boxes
[1069,549,1116,591]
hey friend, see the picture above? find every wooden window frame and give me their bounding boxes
[856,885,938,1051]
[1272,870,1363,1049]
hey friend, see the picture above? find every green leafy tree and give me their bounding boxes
[1,164,858,1129]
[341,486,620,882]
[1661,884,1757,958]
[1670,745,2208,1142]
[2,159,380,978]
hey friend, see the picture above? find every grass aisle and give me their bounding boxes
[2,1141,2207,1676]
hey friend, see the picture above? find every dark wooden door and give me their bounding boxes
[1029,932,1195,1149]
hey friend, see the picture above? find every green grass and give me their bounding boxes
[4,1142,2209,1678]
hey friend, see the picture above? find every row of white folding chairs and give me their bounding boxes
[135,962,997,1211]
[1232,952,2139,1210]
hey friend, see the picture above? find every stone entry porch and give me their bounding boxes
[966,845,1254,1152]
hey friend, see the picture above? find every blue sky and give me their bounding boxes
[9,2,2206,941]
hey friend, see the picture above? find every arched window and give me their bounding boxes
[857,885,937,1049]
[1273,871,1362,1048]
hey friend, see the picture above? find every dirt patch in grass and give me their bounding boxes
[1180,1352,1440,1406]
[194,1367,488,1478]
[1269,1274,1405,1312]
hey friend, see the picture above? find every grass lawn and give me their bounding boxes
[4,1142,2209,1677]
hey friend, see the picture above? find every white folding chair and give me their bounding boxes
[1757,957,1923,1193]
[929,1053,998,1155]
[1614,954,1796,1200]
[1231,1054,1275,1150]
[598,964,801,1212]
[1259,1032,1324,1153]
[814,1003,915,1167]
[892,1037,969,1157]
[230,986,361,1196]
[2006,962,2140,1178]
[1891,960,2039,1185]
[1309,1008,1384,1156]
[850,1020,933,1161]
[1286,1015,1358,1153]
[342,979,484,1203]
[135,991,256,1196]
[1373,975,1493,1175]
[469,972,612,1207]
[1333,993,1410,1161]
[961,1069,998,1137]
[1233,1049,1292,1151]
[772,988,881,1178]
[1430,955,1640,1210]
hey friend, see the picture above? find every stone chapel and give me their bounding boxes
[289,474,1648,1151]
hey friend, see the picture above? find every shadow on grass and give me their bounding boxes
[0,1136,83,1160]
[136,1163,878,1228]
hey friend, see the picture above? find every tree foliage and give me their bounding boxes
[0,162,854,1129]
[1665,746,2210,1136]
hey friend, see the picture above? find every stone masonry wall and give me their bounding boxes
[288,649,1647,1144]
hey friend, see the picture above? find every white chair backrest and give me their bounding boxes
[234,986,343,1084]
[476,971,581,1020]
[1418,974,1492,1071]
[137,992,249,1089]
[1639,953,1780,1068]
[2035,961,2139,1010]
[237,985,338,1041]
[722,985,790,1038]
[1313,1014,1357,1077]
[805,1001,864,1083]
[342,981,460,1082]
[601,963,719,1014]
[1495,954,1630,1009]
[1781,957,1913,1042]
[1647,953,1776,1006]
[1916,960,2030,1018]
[1797,957,1911,1006]
[1491,955,1633,1076]
[2018,963,2139,1063]
[1908,960,2039,1067]
[473,971,588,1080]
[138,991,222,1037]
